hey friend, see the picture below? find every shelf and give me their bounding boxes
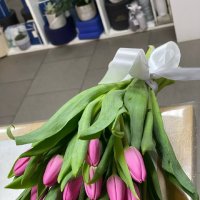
[8,22,174,56]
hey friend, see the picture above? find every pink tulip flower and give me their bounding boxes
[13,157,30,176]
[87,139,101,167]
[85,166,102,200]
[124,147,146,183]
[126,184,141,200]
[43,155,63,187]
[63,176,82,200]
[31,186,37,200]
[107,175,126,200]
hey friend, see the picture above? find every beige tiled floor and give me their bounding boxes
[0,27,199,192]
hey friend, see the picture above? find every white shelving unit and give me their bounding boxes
[7,0,174,55]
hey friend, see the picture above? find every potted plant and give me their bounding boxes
[45,1,67,30]
[44,0,77,45]
[75,0,97,21]
[14,31,31,50]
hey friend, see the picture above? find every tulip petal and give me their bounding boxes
[63,176,82,200]
[14,157,30,176]
[85,167,102,200]
[124,147,146,183]
[126,185,140,200]
[43,155,63,186]
[107,175,125,200]
[87,139,101,167]
[31,186,37,200]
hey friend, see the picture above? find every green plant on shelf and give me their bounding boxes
[15,32,27,41]
[44,0,72,16]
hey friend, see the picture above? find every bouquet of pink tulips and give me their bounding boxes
[6,43,199,200]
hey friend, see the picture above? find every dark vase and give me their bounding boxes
[21,8,32,22]
[0,9,19,30]
[105,0,130,30]
[44,16,77,45]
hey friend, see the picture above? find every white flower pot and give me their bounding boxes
[46,13,67,30]
[154,0,168,16]
[109,0,123,4]
[75,1,97,21]
[15,35,31,51]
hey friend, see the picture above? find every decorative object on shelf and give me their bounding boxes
[0,26,8,58]
[0,9,19,30]
[127,2,147,31]
[15,31,31,50]
[45,1,67,30]
[109,0,123,4]
[154,0,168,17]
[135,6,147,31]
[44,16,76,45]
[5,42,200,200]
[137,0,155,27]
[75,0,97,21]
[25,20,43,45]
[105,0,129,30]
[76,14,104,39]
[127,2,139,31]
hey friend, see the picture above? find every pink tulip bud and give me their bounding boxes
[31,186,37,200]
[85,166,102,200]
[107,175,126,200]
[124,147,146,183]
[87,139,101,167]
[13,157,30,176]
[43,155,63,187]
[126,184,141,200]
[63,176,82,200]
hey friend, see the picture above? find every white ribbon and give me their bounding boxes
[99,41,200,84]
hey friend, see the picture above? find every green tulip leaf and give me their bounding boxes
[45,185,62,200]
[20,115,78,157]
[15,83,123,145]
[71,96,104,176]
[124,80,148,149]
[7,158,17,179]
[58,135,76,183]
[78,96,103,135]
[141,96,156,154]
[155,78,175,93]
[78,184,86,200]
[82,162,90,184]
[150,90,199,200]
[111,107,127,138]
[7,125,15,140]
[60,171,73,192]
[71,136,89,176]
[16,189,31,200]
[6,161,46,189]
[37,172,47,200]
[99,193,109,200]
[21,156,40,184]
[79,90,125,140]
[144,153,163,200]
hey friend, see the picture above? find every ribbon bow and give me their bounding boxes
[99,41,200,84]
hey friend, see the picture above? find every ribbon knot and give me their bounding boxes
[99,41,200,84]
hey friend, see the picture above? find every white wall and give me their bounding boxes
[170,0,200,42]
